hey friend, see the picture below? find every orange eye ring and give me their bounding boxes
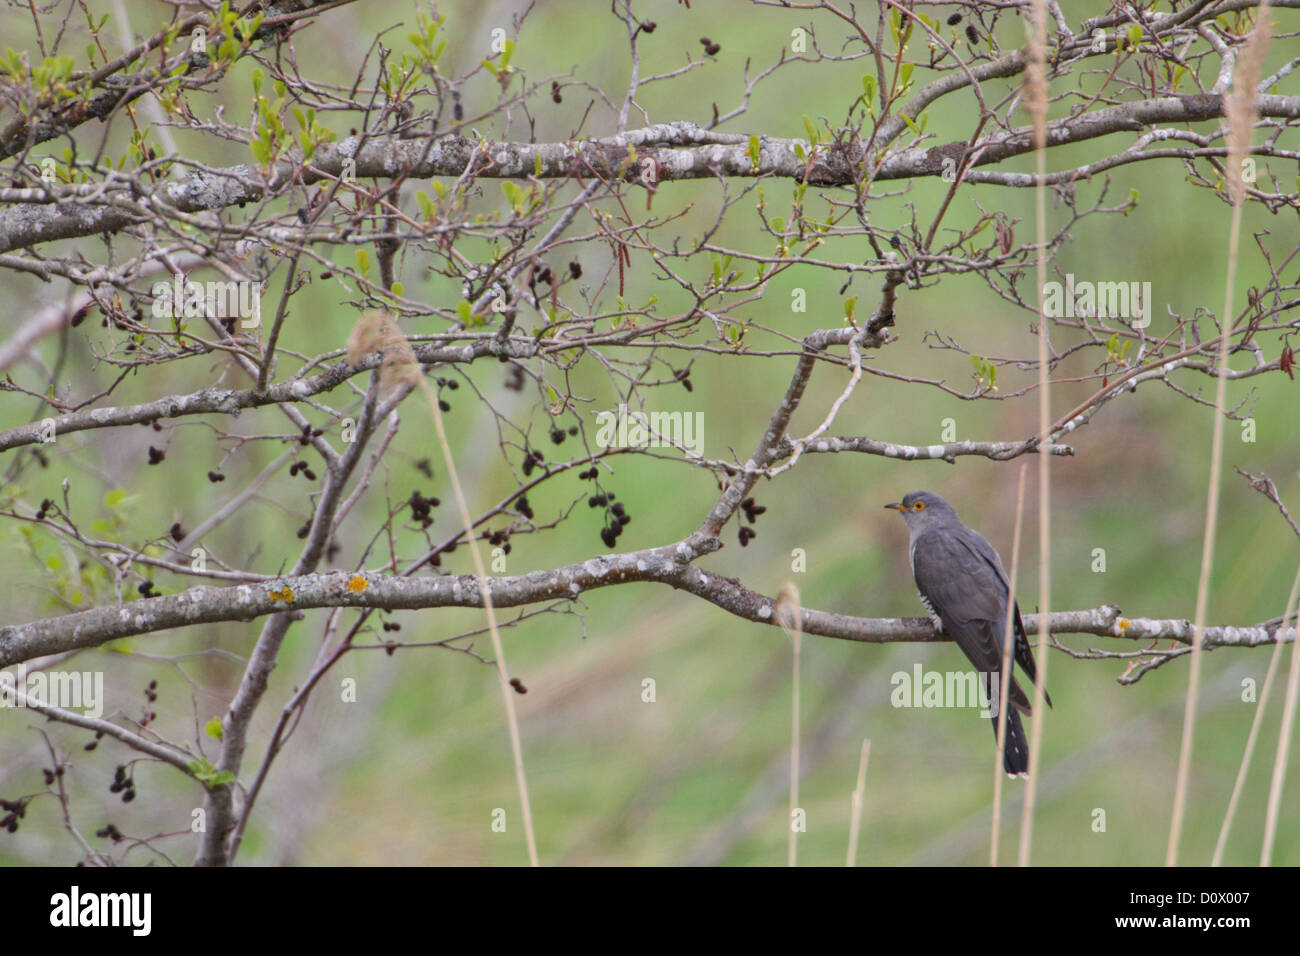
[912,501,925,511]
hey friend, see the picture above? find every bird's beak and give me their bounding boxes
[884,502,904,511]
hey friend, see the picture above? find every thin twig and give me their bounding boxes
[1018,0,1053,869]
[777,583,803,867]
[845,738,871,867]
[1213,558,1300,864]
[420,362,538,866]
[992,465,1028,866]
[1168,0,1271,867]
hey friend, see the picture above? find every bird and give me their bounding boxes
[884,490,1051,777]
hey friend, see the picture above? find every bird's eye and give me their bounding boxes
[912,501,925,511]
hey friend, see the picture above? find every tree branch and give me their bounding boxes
[2,540,1289,670]
[6,90,1298,253]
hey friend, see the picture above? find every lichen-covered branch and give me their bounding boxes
[3,545,1290,671]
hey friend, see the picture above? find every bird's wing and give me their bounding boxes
[1011,600,1053,709]
[956,529,1054,709]
[963,529,1054,709]
[911,529,1007,673]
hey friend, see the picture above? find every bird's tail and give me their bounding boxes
[990,706,1030,777]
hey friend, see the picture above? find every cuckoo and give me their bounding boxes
[885,490,1051,776]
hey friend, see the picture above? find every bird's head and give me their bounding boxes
[883,490,958,529]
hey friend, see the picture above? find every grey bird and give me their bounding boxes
[885,490,1051,776]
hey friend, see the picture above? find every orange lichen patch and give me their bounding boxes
[346,575,368,593]
[268,586,295,603]
[1117,618,1131,631]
